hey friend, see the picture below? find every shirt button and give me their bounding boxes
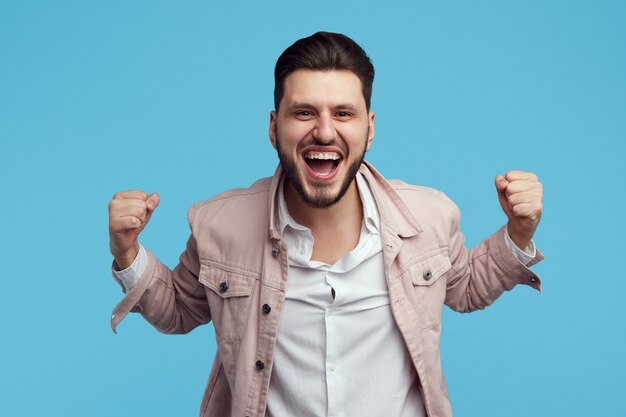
[256,360,265,370]
[262,304,271,314]
[327,308,335,316]
[271,247,280,257]
[423,270,432,280]
[329,364,336,372]
[219,282,229,293]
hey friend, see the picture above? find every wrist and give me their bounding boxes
[506,222,532,251]
[113,243,139,271]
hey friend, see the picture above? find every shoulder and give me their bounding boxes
[183,177,273,265]
[387,179,458,211]
[385,179,461,228]
[186,177,272,230]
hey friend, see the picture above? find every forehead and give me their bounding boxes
[281,69,365,108]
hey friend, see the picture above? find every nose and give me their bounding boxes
[312,115,336,143]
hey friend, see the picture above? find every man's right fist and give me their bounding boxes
[108,191,160,270]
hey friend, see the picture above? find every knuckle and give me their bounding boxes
[108,199,122,212]
[512,205,525,217]
[132,205,146,218]
[113,190,148,200]
[128,216,141,227]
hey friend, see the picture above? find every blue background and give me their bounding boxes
[1,1,625,416]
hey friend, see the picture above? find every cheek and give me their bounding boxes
[278,123,310,148]
[339,126,369,148]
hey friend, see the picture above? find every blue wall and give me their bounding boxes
[1,1,624,416]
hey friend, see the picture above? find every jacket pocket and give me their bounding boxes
[199,262,259,341]
[199,262,257,298]
[409,250,452,287]
[408,250,452,330]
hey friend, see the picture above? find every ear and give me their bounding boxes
[269,110,278,149]
[366,111,375,151]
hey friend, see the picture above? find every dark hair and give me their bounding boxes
[274,31,375,110]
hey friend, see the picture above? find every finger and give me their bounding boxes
[510,202,543,220]
[504,180,543,198]
[146,193,160,212]
[109,199,149,220]
[110,215,143,231]
[112,190,149,201]
[495,175,513,219]
[494,175,508,193]
[144,193,160,224]
[505,191,542,207]
[504,170,538,182]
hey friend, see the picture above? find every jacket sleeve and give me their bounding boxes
[443,202,543,313]
[110,207,211,334]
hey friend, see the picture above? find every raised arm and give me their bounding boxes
[109,190,160,270]
[444,170,543,312]
[108,191,211,334]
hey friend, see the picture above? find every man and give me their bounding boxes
[109,32,543,417]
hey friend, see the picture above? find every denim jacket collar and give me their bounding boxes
[268,161,422,242]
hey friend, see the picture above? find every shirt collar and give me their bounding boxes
[268,161,422,241]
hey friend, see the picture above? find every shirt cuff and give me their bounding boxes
[503,226,537,266]
[111,244,147,292]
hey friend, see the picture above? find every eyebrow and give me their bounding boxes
[333,103,360,112]
[286,102,361,112]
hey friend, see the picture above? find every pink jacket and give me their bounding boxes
[111,162,542,417]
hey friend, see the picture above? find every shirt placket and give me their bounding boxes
[324,268,343,417]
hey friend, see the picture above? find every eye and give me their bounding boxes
[293,110,315,120]
[335,111,353,118]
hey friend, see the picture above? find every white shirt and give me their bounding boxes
[266,173,426,417]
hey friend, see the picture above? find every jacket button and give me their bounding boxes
[271,247,280,257]
[219,282,229,293]
[423,270,432,280]
[529,277,538,284]
[262,304,271,314]
[256,360,265,370]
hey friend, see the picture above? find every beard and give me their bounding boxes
[275,130,368,209]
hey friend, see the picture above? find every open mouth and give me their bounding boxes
[303,150,342,178]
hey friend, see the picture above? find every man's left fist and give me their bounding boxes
[495,170,543,250]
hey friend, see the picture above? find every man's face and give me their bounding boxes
[269,69,375,208]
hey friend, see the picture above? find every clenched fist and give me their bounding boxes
[108,190,160,270]
[495,171,543,251]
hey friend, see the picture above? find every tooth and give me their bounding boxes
[305,152,340,160]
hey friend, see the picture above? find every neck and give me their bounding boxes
[284,180,364,264]
[284,180,363,232]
